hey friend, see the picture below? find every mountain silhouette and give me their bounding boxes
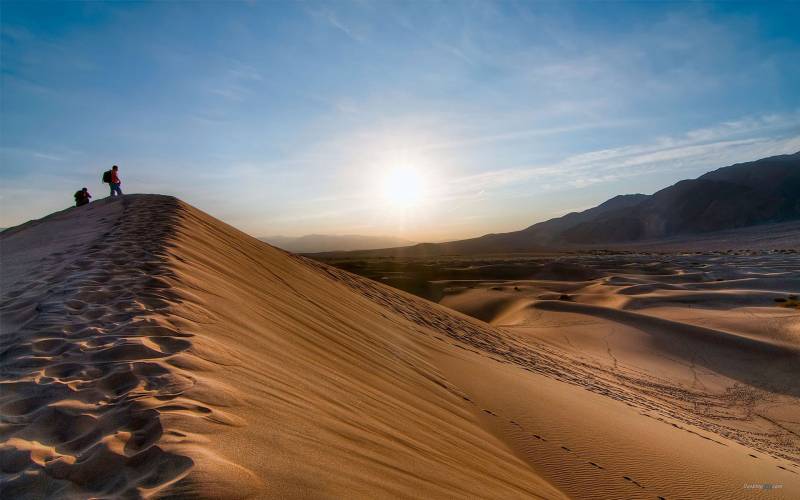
[330,152,799,256]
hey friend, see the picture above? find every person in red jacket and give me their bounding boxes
[109,165,123,196]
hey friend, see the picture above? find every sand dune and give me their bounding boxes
[437,257,800,498]
[1,196,562,498]
[2,195,799,498]
[332,258,800,498]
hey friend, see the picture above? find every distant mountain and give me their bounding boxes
[562,152,800,243]
[518,193,650,244]
[328,152,799,256]
[261,234,415,253]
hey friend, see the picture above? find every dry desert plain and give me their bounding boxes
[2,194,799,499]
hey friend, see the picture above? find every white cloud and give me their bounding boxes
[441,111,800,199]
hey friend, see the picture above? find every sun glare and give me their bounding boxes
[382,167,427,209]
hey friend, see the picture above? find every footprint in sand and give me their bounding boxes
[0,197,212,497]
[65,299,88,311]
[30,338,70,355]
[778,465,798,475]
[4,288,26,298]
[622,476,644,488]
[73,258,94,270]
[81,307,110,321]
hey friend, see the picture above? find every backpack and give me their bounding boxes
[102,170,112,183]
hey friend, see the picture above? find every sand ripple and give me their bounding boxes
[1,197,204,498]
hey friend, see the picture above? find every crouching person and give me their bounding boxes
[74,187,92,207]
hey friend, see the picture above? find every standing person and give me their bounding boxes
[74,187,92,206]
[103,165,123,196]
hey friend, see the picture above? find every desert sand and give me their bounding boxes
[2,194,799,499]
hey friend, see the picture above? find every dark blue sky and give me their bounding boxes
[2,1,799,240]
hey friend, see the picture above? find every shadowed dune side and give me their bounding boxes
[684,276,800,293]
[434,290,525,324]
[1,196,196,497]
[532,300,800,397]
[1,195,565,499]
[531,298,800,355]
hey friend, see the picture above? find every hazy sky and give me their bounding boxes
[2,1,799,241]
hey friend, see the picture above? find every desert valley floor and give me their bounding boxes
[1,195,799,499]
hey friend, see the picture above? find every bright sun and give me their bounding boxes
[382,167,427,209]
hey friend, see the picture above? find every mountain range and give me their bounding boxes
[329,152,800,256]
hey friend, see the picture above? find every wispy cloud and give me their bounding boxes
[31,151,65,161]
[306,7,365,43]
[441,111,800,199]
[418,119,639,153]
[560,111,800,170]
[1,146,74,163]
[207,62,264,101]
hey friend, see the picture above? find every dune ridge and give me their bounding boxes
[534,299,800,356]
[1,195,564,498]
[1,196,199,497]
[3,194,799,499]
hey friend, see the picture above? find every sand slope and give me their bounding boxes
[3,195,799,499]
[437,260,800,498]
[1,195,562,498]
